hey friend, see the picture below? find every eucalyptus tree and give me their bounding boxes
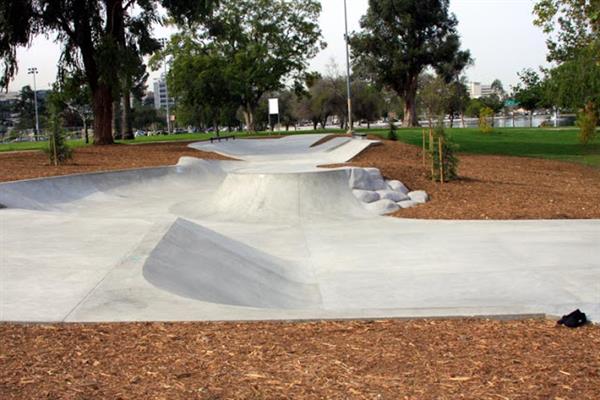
[0,1,215,144]
[350,0,471,127]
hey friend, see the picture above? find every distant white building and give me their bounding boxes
[153,77,175,110]
[468,82,494,99]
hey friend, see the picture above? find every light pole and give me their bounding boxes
[27,67,40,140]
[344,0,364,139]
[159,38,171,134]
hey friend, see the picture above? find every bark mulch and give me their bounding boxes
[1,319,599,399]
[325,138,600,220]
[0,142,233,183]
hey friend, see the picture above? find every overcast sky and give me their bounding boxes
[7,0,549,92]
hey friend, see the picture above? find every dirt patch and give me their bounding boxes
[325,139,600,219]
[0,142,234,183]
[1,319,598,399]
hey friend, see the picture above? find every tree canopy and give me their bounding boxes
[350,0,471,127]
[0,0,215,144]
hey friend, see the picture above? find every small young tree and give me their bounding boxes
[430,125,459,182]
[479,107,494,133]
[44,107,72,166]
[388,122,398,141]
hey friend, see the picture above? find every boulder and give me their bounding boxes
[386,180,410,195]
[397,199,420,209]
[376,189,409,202]
[364,198,400,215]
[348,168,387,191]
[408,190,429,204]
[352,189,380,203]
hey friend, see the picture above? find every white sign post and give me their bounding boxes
[268,98,280,133]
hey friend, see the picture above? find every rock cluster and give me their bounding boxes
[348,167,428,214]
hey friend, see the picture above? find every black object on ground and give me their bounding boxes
[557,309,588,328]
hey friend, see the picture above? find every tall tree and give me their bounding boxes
[0,1,215,145]
[167,0,325,132]
[350,0,471,127]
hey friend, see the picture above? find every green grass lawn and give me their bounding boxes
[370,127,600,168]
[1,127,598,167]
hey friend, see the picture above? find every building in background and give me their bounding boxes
[153,77,175,110]
[468,82,494,99]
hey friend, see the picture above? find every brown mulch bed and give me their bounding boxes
[1,319,598,399]
[325,138,600,219]
[0,142,234,183]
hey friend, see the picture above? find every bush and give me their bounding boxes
[388,122,398,141]
[479,107,494,134]
[430,126,459,182]
[44,112,72,165]
[576,101,598,145]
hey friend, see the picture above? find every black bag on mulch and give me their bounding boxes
[557,309,587,328]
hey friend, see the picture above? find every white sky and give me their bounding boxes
[7,0,549,92]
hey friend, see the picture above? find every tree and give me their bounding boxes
[352,80,383,129]
[15,85,42,133]
[1,1,215,145]
[534,0,600,62]
[52,72,93,143]
[418,74,448,127]
[490,79,506,100]
[166,0,325,132]
[514,69,546,127]
[445,77,470,127]
[545,44,600,143]
[350,0,471,127]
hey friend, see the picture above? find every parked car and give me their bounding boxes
[134,130,146,137]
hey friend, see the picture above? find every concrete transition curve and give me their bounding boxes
[0,134,598,322]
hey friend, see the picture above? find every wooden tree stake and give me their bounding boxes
[439,136,444,184]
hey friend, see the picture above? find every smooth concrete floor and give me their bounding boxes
[1,134,598,322]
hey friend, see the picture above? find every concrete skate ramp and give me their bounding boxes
[171,168,371,222]
[143,218,322,309]
[0,157,227,211]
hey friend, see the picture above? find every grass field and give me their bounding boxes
[1,127,599,167]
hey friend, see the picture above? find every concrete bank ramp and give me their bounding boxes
[143,218,322,309]
[0,157,227,211]
[172,168,372,222]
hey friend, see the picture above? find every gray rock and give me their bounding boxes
[397,200,420,209]
[376,189,409,202]
[364,198,400,215]
[348,168,387,191]
[352,189,380,203]
[408,190,429,204]
[386,180,410,195]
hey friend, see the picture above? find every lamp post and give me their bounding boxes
[27,67,40,141]
[159,38,171,134]
[344,0,364,139]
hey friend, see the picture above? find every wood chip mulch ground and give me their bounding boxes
[1,319,599,399]
[325,137,600,220]
[0,142,233,183]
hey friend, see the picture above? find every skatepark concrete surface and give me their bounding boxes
[1,134,598,322]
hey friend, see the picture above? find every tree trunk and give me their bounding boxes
[449,115,454,128]
[112,100,120,139]
[121,89,133,140]
[402,76,419,127]
[367,121,370,129]
[83,118,89,144]
[461,113,465,128]
[92,85,114,145]
[313,120,318,130]
[243,103,255,132]
[529,111,533,128]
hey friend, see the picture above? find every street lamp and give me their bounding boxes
[158,38,171,134]
[27,67,40,140]
[344,0,365,139]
